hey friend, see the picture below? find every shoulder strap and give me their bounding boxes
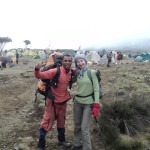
[87,69,93,85]
[50,66,61,88]
[70,69,78,85]
[69,69,76,89]
[87,69,103,99]
[42,64,55,72]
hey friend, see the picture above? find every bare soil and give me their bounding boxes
[0,57,150,150]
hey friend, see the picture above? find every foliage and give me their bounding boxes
[24,40,31,50]
[0,37,12,52]
[24,40,31,46]
[99,96,150,149]
[132,135,149,150]
[114,135,135,150]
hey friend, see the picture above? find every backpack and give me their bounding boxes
[34,52,63,104]
[117,53,122,60]
[34,52,75,105]
[87,70,103,99]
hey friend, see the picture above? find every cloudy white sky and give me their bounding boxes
[0,0,150,50]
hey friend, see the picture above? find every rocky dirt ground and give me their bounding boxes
[0,57,150,150]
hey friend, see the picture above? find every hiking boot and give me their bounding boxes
[57,128,72,148]
[58,141,72,148]
[71,145,82,150]
[37,128,47,150]
[37,147,45,150]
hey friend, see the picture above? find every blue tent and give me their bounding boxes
[135,56,143,62]
[135,52,150,62]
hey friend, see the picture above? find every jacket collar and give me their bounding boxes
[61,66,71,74]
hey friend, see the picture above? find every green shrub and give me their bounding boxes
[98,95,150,149]
[132,136,149,150]
[114,135,134,150]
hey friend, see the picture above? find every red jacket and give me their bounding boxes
[34,66,72,103]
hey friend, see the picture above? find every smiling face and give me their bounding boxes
[76,59,86,69]
[62,55,72,71]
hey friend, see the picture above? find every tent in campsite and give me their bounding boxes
[22,50,36,56]
[98,49,107,57]
[99,54,108,64]
[56,49,76,57]
[0,56,14,68]
[87,51,100,64]
[135,52,150,62]
[0,56,12,63]
[33,53,46,59]
[135,56,143,62]
[5,51,16,57]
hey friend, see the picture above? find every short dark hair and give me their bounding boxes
[63,54,72,59]
[63,54,72,57]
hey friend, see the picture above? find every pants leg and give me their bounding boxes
[56,102,67,142]
[16,59,18,64]
[56,102,67,128]
[81,104,92,150]
[40,100,55,131]
[73,100,83,147]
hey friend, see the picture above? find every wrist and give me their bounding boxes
[35,67,40,71]
[93,103,100,108]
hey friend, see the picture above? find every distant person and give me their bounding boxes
[116,52,122,67]
[128,53,131,58]
[7,59,14,68]
[16,51,19,64]
[107,51,113,67]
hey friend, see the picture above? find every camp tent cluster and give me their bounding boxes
[86,51,118,65]
[1,49,150,69]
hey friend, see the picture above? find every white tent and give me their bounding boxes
[87,51,100,64]
[99,54,108,64]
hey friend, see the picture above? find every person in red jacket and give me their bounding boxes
[34,54,74,150]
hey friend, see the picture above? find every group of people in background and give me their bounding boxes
[78,49,123,68]
[107,51,123,67]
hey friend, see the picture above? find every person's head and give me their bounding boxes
[62,54,72,71]
[75,54,87,69]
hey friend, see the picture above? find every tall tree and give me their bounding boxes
[0,37,12,52]
[24,40,31,50]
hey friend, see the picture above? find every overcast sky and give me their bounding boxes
[1,0,150,50]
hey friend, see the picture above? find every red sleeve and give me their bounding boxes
[34,68,57,80]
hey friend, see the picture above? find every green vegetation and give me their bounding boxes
[0,37,12,52]
[99,96,150,149]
